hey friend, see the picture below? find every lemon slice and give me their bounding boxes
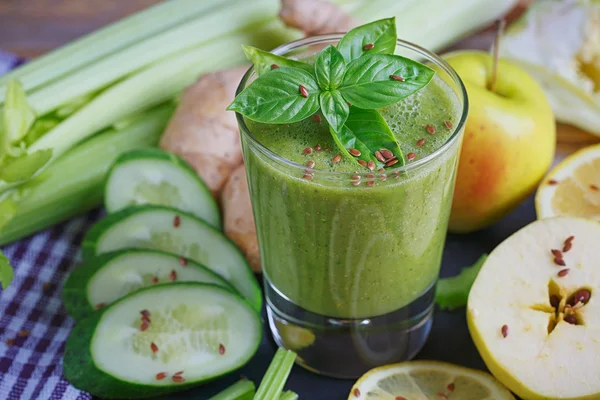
[348,361,515,400]
[535,143,600,219]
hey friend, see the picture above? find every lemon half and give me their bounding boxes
[348,360,514,400]
[536,143,600,219]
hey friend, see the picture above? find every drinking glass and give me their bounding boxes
[235,35,468,378]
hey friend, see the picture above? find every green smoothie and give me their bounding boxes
[242,75,462,319]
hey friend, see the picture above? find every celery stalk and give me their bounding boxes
[279,391,299,400]
[23,0,287,115]
[0,196,17,233]
[208,380,255,400]
[0,20,295,194]
[0,103,174,246]
[356,0,519,52]
[27,41,238,161]
[254,349,297,400]
[0,0,223,96]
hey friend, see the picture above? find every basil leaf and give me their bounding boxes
[337,17,397,63]
[227,67,321,124]
[0,250,13,290]
[435,254,488,311]
[314,45,346,91]
[339,54,435,109]
[242,45,313,77]
[319,90,348,133]
[329,108,404,169]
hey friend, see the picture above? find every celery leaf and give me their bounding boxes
[0,250,13,290]
[2,80,36,156]
[0,149,52,183]
[435,254,488,311]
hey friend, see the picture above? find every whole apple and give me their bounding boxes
[444,51,555,233]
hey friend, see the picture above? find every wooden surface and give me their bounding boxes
[0,0,598,158]
[0,0,162,58]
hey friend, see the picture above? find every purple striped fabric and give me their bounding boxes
[0,55,95,400]
[0,51,24,76]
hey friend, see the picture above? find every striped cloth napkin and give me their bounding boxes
[0,51,95,400]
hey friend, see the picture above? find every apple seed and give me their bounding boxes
[501,324,508,338]
[563,314,577,325]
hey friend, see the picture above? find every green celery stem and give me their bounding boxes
[0,103,174,246]
[279,391,299,400]
[254,349,297,400]
[208,380,255,400]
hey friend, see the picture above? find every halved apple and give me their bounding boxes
[468,217,600,400]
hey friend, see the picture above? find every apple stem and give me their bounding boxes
[488,19,506,93]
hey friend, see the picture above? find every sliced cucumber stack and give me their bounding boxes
[63,283,262,399]
[63,250,234,321]
[81,206,262,311]
[105,148,220,229]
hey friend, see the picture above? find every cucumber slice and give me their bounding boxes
[81,206,262,311]
[63,283,262,399]
[105,148,220,229]
[63,250,234,321]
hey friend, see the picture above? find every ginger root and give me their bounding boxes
[221,164,260,272]
[160,65,248,196]
[279,0,359,36]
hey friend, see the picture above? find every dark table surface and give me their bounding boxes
[153,195,536,400]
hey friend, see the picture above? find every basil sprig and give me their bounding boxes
[228,17,434,170]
